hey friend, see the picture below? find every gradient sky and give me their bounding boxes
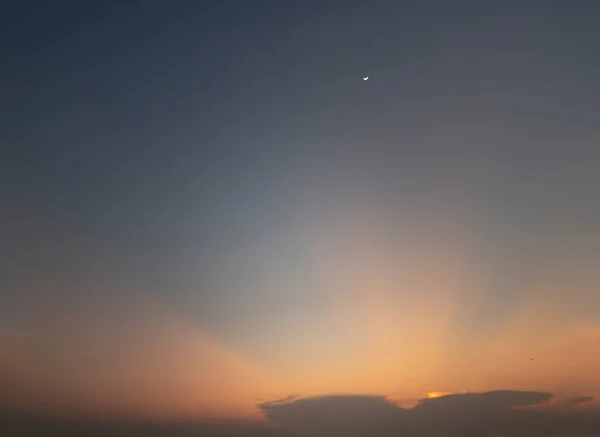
[1,0,600,421]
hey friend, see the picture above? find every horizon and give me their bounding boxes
[3,389,600,437]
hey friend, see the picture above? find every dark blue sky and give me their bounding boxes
[1,1,600,416]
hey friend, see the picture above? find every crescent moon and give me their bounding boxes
[363,76,369,81]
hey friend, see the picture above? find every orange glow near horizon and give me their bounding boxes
[1,215,600,420]
[0,292,289,421]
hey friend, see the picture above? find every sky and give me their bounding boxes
[1,0,600,425]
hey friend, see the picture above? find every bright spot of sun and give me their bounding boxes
[426,391,451,399]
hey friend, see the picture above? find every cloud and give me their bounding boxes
[560,396,595,408]
[260,394,406,434]
[531,396,596,412]
[419,389,552,410]
[259,391,600,437]
[412,390,552,419]
[260,394,408,437]
[409,391,553,436]
[259,395,299,408]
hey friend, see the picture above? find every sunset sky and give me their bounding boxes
[1,0,600,422]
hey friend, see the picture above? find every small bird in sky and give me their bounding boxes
[363,76,369,81]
